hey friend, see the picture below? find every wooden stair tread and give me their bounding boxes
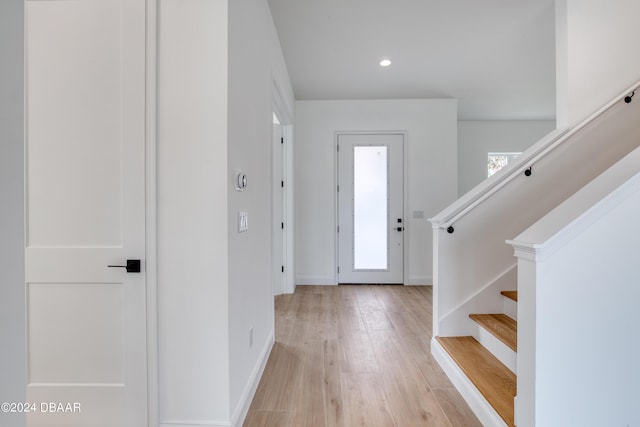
[436,336,516,427]
[501,291,518,302]
[470,313,517,352]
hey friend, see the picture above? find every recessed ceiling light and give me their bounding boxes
[379,59,391,67]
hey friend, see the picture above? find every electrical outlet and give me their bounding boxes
[249,327,253,348]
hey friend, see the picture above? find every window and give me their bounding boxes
[488,152,521,177]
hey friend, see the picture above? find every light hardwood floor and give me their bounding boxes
[244,285,481,426]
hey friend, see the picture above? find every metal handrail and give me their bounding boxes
[429,79,640,232]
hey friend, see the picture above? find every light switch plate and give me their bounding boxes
[238,211,248,232]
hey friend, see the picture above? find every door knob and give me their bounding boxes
[108,259,141,273]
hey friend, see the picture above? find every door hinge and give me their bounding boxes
[337,185,340,192]
[281,180,284,188]
[337,225,340,233]
[337,144,339,152]
[337,266,340,273]
[281,222,284,230]
[281,137,284,144]
[281,265,285,273]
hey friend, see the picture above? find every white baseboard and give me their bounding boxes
[406,276,432,285]
[159,332,274,427]
[431,337,508,427]
[295,275,337,285]
[230,330,274,427]
[160,421,229,427]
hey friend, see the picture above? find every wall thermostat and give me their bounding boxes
[235,172,248,191]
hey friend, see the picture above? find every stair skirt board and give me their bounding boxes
[431,337,509,427]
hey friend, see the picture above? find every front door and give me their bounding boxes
[337,133,404,284]
[25,0,147,425]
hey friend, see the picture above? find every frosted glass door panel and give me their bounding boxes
[353,146,388,270]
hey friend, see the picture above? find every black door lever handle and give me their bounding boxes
[108,259,141,273]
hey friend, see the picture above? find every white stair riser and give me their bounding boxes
[472,323,517,374]
[503,297,517,320]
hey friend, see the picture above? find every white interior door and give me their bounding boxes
[338,133,404,284]
[272,117,285,295]
[25,1,147,426]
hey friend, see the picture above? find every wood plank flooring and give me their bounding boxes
[244,285,481,426]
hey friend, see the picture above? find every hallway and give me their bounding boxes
[244,285,481,426]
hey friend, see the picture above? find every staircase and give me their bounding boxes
[429,79,640,427]
[435,290,518,427]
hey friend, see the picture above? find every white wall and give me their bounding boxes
[295,99,458,285]
[157,0,294,425]
[0,1,26,426]
[157,0,230,424]
[557,0,640,126]
[227,0,294,423]
[457,120,556,195]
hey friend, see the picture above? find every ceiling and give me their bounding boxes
[267,0,556,120]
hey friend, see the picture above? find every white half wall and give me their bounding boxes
[0,1,26,426]
[457,120,556,196]
[535,194,640,426]
[157,0,230,422]
[509,146,640,427]
[295,99,457,285]
[557,0,640,126]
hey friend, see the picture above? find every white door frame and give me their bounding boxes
[272,115,285,295]
[145,1,159,426]
[334,131,409,285]
[272,79,295,295]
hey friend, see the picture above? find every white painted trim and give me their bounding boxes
[272,78,295,295]
[295,275,337,286]
[283,124,295,294]
[145,1,159,426]
[402,131,410,287]
[407,276,432,285]
[230,331,274,427]
[160,421,229,427]
[334,130,409,285]
[431,338,509,427]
